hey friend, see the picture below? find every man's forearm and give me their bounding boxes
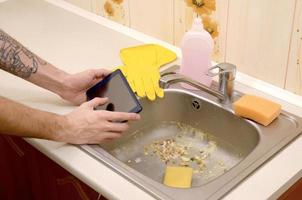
[0,96,64,140]
[0,29,69,96]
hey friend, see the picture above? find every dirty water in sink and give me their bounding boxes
[108,121,243,187]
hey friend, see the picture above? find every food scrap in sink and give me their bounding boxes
[144,139,216,175]
[144,139,187,164]
[143,122,228,176]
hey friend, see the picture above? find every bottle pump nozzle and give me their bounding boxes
[191,17,204,31]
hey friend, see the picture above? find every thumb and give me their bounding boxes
[82,97,108,109]
[91,69,112,78]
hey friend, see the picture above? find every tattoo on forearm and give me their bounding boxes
[0,29,46,78]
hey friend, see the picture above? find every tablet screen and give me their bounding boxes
[86,70,142,113]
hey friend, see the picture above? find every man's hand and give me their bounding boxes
[60,69,111,105]
[56,97,140,144]
[0,96,140,144]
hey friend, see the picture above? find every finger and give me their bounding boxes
[88,69,112,88]
[102,137,119,142]
[152,74,164,98]
[83,97,108,109]
[144,77,156,101]
[102,122,130,132]
[135,76,146,98]
[155,87,164,98]
[91,68,112,78]
[101,111,141,121]
[87,132,122,144]
[97,132,122,142]
[127,76,136,93]
[126,71,136,93]
[73,93,88,106]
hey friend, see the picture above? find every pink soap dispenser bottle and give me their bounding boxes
[179,17,214,88]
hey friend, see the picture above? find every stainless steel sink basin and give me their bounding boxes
[81,72,302,199]
[96,90,259,186]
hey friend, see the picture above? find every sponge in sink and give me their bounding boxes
[233,95,281,126]
[163,166,193,188]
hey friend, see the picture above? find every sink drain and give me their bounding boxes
[191,99,202,110]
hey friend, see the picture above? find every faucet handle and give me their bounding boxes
[207,63,236,80]
[207,63,237,103]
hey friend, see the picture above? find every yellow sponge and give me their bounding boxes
[233,95,281,126]
[163,166,193,188]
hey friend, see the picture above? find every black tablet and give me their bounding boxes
[86,69,142,113]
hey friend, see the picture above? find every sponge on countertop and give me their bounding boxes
[163,166,193,188]
[233,95,281,126]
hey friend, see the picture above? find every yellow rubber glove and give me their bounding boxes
[123,46,160,100]
[118,44,177,100]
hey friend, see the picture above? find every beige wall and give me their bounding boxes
[65,0,302,96]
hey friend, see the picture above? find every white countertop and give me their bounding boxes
[0,0,302,199]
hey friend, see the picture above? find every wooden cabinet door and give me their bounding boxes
[0,135,105,200]
[278,178,302,200]
[0,135,33,200]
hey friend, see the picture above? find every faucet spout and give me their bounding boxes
[159,73,225,101]
[159,63,236,103]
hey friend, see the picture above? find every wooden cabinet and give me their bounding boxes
[278,178,302,200]
[0,135,106,200]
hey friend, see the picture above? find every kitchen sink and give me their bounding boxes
[81,70,302,200]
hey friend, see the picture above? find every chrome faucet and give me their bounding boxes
[159,63,236,103]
